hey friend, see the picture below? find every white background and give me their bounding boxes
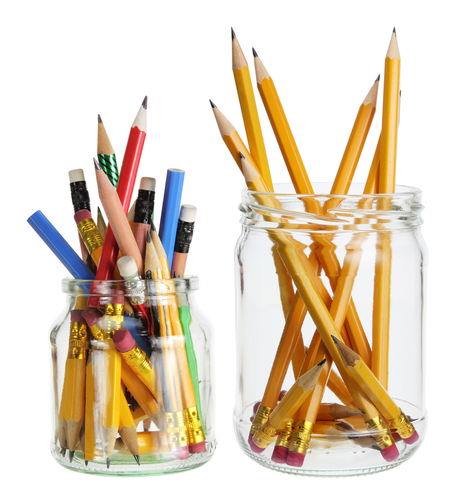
[2,0,463,497]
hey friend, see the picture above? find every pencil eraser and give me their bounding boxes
[403,430,419,445]
[248,436,265,454]
[70,310,84,322]
[117,256,139,279]
[82,308,103,327]
[271,446,289,463]
[286,451,305,467]
[112,328,135,353]
[74,209,91,225]
[179,204,197,223]
[170,446,190,460]
[69,169,85,183]
[189,441,206,454]
[252,401,261,416]
[279,390,286,401]
[140,177,156,192]
[380,443,399,462]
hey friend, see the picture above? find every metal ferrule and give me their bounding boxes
[387,410,415,440]
[185,407,206,445]
[123,279,146,306]
[252,421,279,449]
[275,419,294,449]
[165,410,189,449]
[67,321,88,359]
[89,323,112,341]
[121,345,152,375]
[100,303,124,337]
[250,405,272,436]
[365,415,395,450]
[288,420,314,454]
[77,218,103,253]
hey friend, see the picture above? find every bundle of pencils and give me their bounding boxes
[28,97,205,468]
[212,28,418,467]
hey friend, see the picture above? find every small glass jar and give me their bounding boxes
[233,182,427,476]
[50,276,215,475]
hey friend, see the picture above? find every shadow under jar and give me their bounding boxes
[50,276,215,476]
[234,182,427,477]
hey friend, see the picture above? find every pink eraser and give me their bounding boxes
[74,209,91,225]
[71,310,84,322]
[403,430,419,445]
[189,441,206,454]
[170,446,190,460]
[380,443,400,462]
[278,390,286,401]
[286,451,305,467]
[82,308,103,326]
[248,435,265,454]
[112,328,135,353]
[271,446,289,463]
[252,401,261,415]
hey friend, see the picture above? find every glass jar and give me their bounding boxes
[50,276,215,475]
[233,182,427,476]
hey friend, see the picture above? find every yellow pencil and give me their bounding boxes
[232,28,272,188]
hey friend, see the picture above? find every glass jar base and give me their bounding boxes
[234,403,426,477]
[51,440,217,476]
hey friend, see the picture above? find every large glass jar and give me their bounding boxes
[50,276,215,475]
[234,182,427,476]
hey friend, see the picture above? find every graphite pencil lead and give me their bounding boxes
[93,157,101,170]
[317,358,327,366]
[98,114,102,123]
[209,99,217,108]
[252,47,258,58]
[239,151,245,159]
[69,450,75,463]
[147,229,152,243]
[231,27,236,40]
[331,335,339,344]
[393,27,396,35]
[142,96,148,109]
[134,455,141,466]
[107,458,111,469]
[376,74,381,82]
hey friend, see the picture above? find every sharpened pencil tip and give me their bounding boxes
[98,114,102,123]
[69,451,75,463]
[231,27,236,40]
[376,74,380,82]
[147,230,152,243]
[239,151,245,159]
[142,96,148,109]
[393,27,396,35]
[252,47,258,58]
[331,335,339,344]
[209,99,217,109]
[93,157,101,170]
[134,455,141,466]
[107,458,111,469]
[317,358,327,366]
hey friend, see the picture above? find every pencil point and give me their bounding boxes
[231,27,236,40]
[393,27,396,35]
[252,47,258,58]
[106,458,111,469]
[93,157,101,170]
[239,151,245,159]
[69,451,74,463]
[147,230,152,243]
[142,96,148,109]
[376,74,380,82]
[331,335,339,344]
[134,455,141,466]
[209,99,217,109]
[317,358,327,366]
[98,114,102,123]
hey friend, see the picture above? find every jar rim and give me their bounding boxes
[61,276,199,296]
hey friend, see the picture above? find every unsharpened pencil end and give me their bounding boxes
[403,430,419,444]
[380,443,399,462]
[286,451,305,467]
[248,435,265,454]
[170,446,190,460]
[189,441,207,454]
[271,446,289,464]
[142,96,148,109]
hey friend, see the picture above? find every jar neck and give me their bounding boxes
[239,183,423,233]
[61,276,199,298]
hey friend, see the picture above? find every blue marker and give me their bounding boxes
[158,168,185,270]
[27,210,96,285]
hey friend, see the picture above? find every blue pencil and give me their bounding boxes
[27,210,96,283]
[158,168,185,270]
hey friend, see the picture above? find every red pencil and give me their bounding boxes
[88,97,148,307]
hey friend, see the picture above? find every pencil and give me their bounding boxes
[97,114,119,188]
[171,204,197,278]
[132,177,156,263]
[232,28,272,188]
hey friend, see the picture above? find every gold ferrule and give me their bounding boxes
[77,218,103,253]
[89,323,111,341]
[165,411,189,449]
[100,303,125,337]
[250,405,272,436]
[288,420,314,455]
[67,321,88,359]
[185,407,206,445]
[365,415,395,450]
[275,419,294,449]
[387,410,415,440]
[252,421,279,450]
[121,345,152,375]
